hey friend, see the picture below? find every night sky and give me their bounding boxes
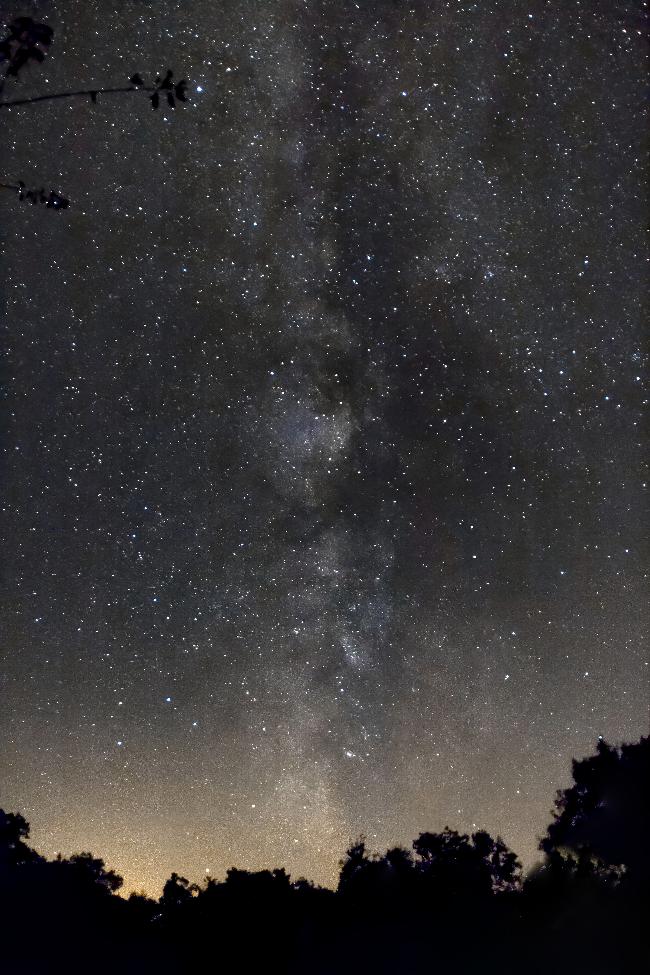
[1,1,647,896]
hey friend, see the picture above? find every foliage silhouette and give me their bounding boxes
[0,809,43,869]
[414,825,521,895]
[160,871,197,912]
[61,851,124,894]
[0,179,69,208]
[541,735,650,882]
[0,735,647,974]
[0,16,53,83]
[0,14,188,209]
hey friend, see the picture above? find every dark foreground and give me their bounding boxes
[2,736,648,973]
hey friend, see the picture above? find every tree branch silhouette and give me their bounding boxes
[0,72,188,110]
[1,180,68,208]
[0,85,156,107]
[1,17,188,209]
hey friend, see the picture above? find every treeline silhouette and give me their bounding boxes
[1,736,648,974]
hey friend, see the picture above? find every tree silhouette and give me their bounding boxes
[337,827,521,911]
[160,871,197,912]
[0,809,43,870]
[60,851,124,894]
[413,826,521,897]
[0,16,53,86]
[337,837,373,894]
[541,735,650,881]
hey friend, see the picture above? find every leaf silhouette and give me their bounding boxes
[2,17,53,78]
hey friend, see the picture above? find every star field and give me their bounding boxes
[1,0,647,895]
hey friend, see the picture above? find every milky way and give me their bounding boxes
[1,0,647,894]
